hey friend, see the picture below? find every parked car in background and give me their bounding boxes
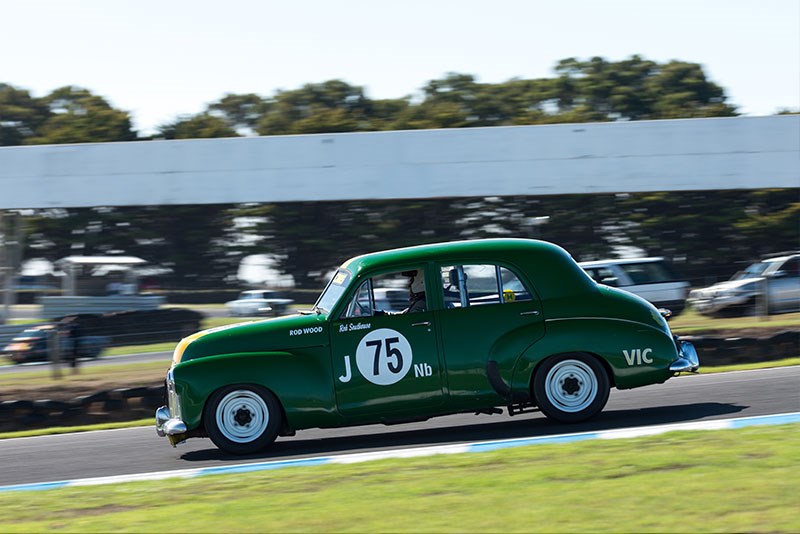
[579,258,690,315]
[157,239,698,455]
[2,324,108,364]
[688,252,800,317]
[225,290,294,317]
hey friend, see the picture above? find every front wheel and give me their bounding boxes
[204,385,282,455]
[533,353,610,423]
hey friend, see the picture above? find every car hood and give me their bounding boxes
[174,313,328,364]
[692,278,758,296]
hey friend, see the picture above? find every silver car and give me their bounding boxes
[579,258,690,315]
[688,253,800,316]
[225,290,295,317]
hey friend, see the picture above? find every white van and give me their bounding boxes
[579,258,690,315]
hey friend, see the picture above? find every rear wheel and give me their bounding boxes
[204,385,282,455]
[533,353,610,423]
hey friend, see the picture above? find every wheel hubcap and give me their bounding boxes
[544,359,598,413]
[234,407,253,426]
[216,390,269,443]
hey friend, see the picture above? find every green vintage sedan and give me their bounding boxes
[156,239,699,454]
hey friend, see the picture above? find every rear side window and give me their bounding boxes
[780,258,800,277]
[440,264,532,308]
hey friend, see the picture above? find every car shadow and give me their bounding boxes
[180,402,746,463]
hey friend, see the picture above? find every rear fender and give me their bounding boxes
[510,317,676,396]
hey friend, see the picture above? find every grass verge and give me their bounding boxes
[669,309,800,332]
[697,357,800,374]
[0,360,167,391]
[1,424,798,532]
[0,419,152,440]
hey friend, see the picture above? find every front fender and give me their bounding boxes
[510,317,677,396]
[171,347,341,432]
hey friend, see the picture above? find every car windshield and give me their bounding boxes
[314,269,351,314]
[731,261,770,280]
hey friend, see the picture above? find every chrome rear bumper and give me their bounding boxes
[155,405,188,447]
[670,341,700,373]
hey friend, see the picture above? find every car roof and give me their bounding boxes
[579,257,665,268]
[342,239,560,271]
[761,253,799,263]
[339,238,595,298]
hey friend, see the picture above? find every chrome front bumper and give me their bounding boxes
[669,340,700,373]
[155,405,188,447]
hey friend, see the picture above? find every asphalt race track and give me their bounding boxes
[1,367,798,487]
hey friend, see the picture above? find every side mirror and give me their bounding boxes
[770,271,787,279]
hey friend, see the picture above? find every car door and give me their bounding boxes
[435,263,545,410]
[769,258,800,312]
[330,268,445,420]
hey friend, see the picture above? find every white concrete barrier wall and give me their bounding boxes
[0,116,798,209]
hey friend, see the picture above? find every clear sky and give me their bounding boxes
[3,0,798,135]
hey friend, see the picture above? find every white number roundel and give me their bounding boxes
[355,328,413,386]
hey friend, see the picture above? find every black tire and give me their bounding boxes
[204,384,282,455]
[533,353,610,423]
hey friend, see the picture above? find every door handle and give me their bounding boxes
[519,310,540,316]
[412,321,432,327]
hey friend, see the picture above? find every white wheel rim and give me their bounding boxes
[216,390,269,443]
[544,359,598,413]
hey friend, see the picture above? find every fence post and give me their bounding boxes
[48,327,62,380]
[757,277,770,321]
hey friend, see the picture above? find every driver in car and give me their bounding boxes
[374,269,427,315]
[401,269,427,313]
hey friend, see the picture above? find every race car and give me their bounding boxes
[157,239,698,454]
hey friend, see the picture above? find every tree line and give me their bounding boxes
[1,55,740,144]
[1,55,797,289]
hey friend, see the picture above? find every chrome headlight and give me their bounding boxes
[166,369,182,420]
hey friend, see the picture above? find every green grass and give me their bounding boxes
[696,357,800,374]
[0,419,152,439]
[670,308,800,333]
[0,360,167,391]
[0,424,798,532]
[7,318,40,325]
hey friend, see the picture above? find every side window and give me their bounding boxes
[441,266,463,308]
[779,258,800,278]
[499,267,532,302]
[618,262,674,285]
[341,268,427,318]
[463,264,500,306]
[440,264,532,308]
[343,280,374,318]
